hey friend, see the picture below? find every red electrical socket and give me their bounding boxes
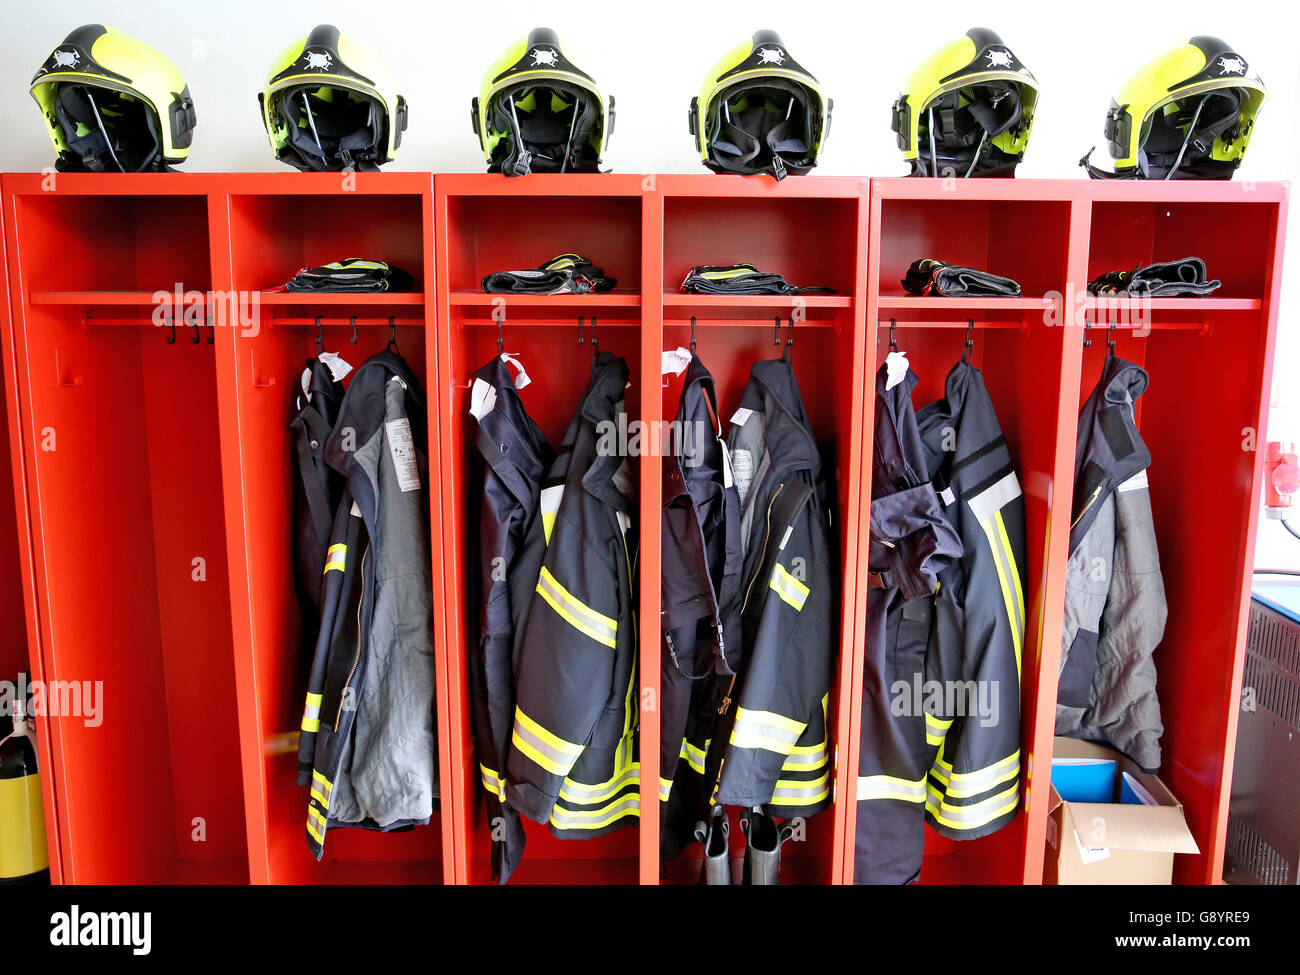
[1265,440,1299,509]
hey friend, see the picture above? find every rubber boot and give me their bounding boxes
[694,806,731,885]
[740,807,793,885]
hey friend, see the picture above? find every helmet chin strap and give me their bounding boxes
[1164,93,1211,181]
[85,88,126,173]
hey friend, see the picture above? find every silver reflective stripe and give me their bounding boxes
[857,774,927,803]
[772,772,830,802]
[781,743,828,770]
[536,567,618,648]
[512,710,582,778]
[558,762,639,803]
[965,470,1022,524]
[731,707,805,755]
[550,793,641,830]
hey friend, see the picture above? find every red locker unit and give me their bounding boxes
[0,172,1288,885]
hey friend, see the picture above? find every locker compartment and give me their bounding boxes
[866,315,1071,885]
[658,315,857,885]
[443,320,645,884]
[17,194,210,296]
[876,197,1070,301]
[662,193,862,299]
[1088,201,1278,301]
[218,286,441,883]
[0,353,28,689]
[13,303,247,883]
[443,191,642,299]
[1074,308,1273,885]
[227,190,427,294]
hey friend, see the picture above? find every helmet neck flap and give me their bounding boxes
[912,81,1025,178]
[704,76,820,179]
[487,81,602,175]
[271,84,388,172]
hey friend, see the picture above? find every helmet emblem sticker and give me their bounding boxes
[52,49,80,69]
[530,47,559,67]
[303,51,333,71]
[985,49,1013,68]
[757,47,786,66]
[1217,56,1247,75]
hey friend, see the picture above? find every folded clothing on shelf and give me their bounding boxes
[481,254,617,295]
[1088,258,1221,298]
[284,258,414,293]
[901,259,1022,298]
[680,264,834,296]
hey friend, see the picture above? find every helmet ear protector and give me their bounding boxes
[473,28,612,175]
[260,24,407,172]
[31,24,196,172]
[891,28,1038,178]
[689,30,831,179]
[1082,36,1265,180]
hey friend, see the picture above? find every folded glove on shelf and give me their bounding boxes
[1088,258,1221,298]
[481,254,617,295]
[901,258,1022,298]
[284,258,414,293]
[680,263,835,296]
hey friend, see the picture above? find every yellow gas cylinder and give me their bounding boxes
[0,695,49,884]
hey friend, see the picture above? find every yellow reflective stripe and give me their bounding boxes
[512,706,584,777]
[306,806,327,844]
[539,485,563,545]
[730,706,807,756]
[549,793,640,830]
[781,742,828,770]
[769,562,810,612]
[323,543,346,574]
[480,764,507,801]
[699,267,756,280]
[301,691,323,733]
[978,515,1024,681]
[994,511,1026,680]
[929,750,1021,798]
[857,774,927,803]
[659,777,673,802]
[311,770,332,797]
[925,782,1020,830]
[679,738,710,775]
[558,761,639,804]
[770,771,830,806]
[924,712,953,747]
[536,566,618,648]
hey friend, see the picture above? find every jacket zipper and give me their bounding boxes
[720,483,785,715]
[335,543,369,731]
[1070,485,1103,533]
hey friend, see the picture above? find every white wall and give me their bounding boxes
[3,0,1300,564]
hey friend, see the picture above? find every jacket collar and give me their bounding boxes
[580,352,634,513]
[743,358,820,478]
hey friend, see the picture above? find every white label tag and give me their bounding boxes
[386,417,421,492]
[885,351,909,391]
[940,486,956,507]
[317,351,353,383]
[1118,469,1149,493]
[500,352,531,389]
[469,377,496,420]
[1073,828,1112,864]
[661,347,692,377]
[731,407,754,427]
[779,525,793,551]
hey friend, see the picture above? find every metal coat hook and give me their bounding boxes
[961,319,975,363]
[497,312,504,353]
[773,316,782,346]
[387,316,399,353]
[1106,322,1117,356]
[690,316,698,354]
[316,316,325,354]
[190,315,201,344]
[889,318,899,353]
[591,316,599,359]
[780,317,794,362]
[578,315,584,345]
[165,312,176,345]
[1083,318,1092,347]
[206,311,215,345]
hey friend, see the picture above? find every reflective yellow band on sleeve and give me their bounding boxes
[679,737,710,775]
[925,781,1020,830]
[549,793,641,831]
[929,750,1020,799]
[306,805,328,844]
[659,777,673,802]
[857,774,927,803]
[536,566,618,648]
[730,706,806,756]
[769,562,810,612]
[559,761,639,804]
[512,706,584,777]
[770,771,831,806]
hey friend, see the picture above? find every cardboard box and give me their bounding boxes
[1045,737,1198,884]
